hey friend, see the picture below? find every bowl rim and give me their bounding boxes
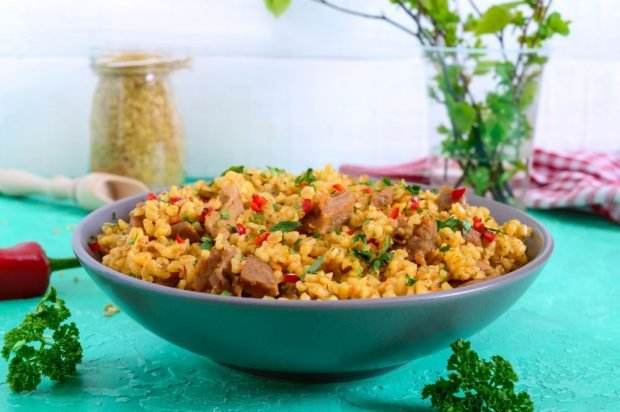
[72,189,554,309]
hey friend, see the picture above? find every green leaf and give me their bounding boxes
[404,183,421,196]
[449,102,476,133]
[475,5,511,35]
[220,210,230,219]
[264,0,291,17]
[462,219,473,234]
[381,177,393,186]
[519,80,538,109]
[405,274,417,286]
[468,167,491,195]
[436,217,462,232]
[439,244,451,252]
[266,165,285,176]
[304,256,324,275]
[473,60,498,76]
[352,248,373,264]
[200,236,213,250]
[295,168,318,186]
[220,165,244,176]
[270,221,302,233]
[547,12,570,36]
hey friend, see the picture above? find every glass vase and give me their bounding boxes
[424,47,546,208]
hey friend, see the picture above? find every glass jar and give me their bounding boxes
[90,51,190,189]
[424,47,547,208]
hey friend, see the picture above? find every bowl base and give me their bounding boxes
[217,362,405,383]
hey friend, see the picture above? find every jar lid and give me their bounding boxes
[91,50,191,74]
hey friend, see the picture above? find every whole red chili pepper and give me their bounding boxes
[0,242,81,300]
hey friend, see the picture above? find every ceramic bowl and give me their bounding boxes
[72,192,553,382]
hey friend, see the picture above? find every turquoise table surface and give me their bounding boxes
[1,195,619,412]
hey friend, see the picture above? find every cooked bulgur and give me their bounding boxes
[95,165,532,300]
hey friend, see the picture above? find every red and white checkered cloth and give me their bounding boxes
[340,148,620,224]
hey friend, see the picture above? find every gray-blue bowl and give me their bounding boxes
[72,192,553,382]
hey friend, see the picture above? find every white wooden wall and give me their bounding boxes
[0,0,618,178]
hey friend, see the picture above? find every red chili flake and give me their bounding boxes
[332,183,345,193]
[88,241,101,252]
[255,232,270,246]
[283,273,300,283]
[451,187,467,201]
[252,194,267,208]
[368,238,379,247]
[347,229,356,236]
[363,187,373,195]
[198,207,212,222]
[299,182,308,188]
[482,231,496,242]
[146,192,157,201]
[389,206,400,219]
[169,196,183,204]
[302,198,313,214]
[410,196,420,210]
[176,235,185,244]
[472,216,483,231]
[236,224,246,235]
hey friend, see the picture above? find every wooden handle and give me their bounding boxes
[0,169,74,199]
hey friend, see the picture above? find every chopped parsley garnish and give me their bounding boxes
[295,168,318,186]
[461,219,473,234]
[436,217,463,232]
[267,166,285,176]
[272,204,281,211]
[303,256,324,276]
[333,228,342,235]
[220,210,230,219]
[404,183,421,196]
[422,339,534,411]
[351,236,394,273]
[352,233,367,247]
[486,227,507,235]
[313,231,320,239]
[371,236,394,272]
[250,212,266,223]
[293,238,302,250]
[270,221,302,233]
[220,165,244,176]
[439,244,451,252]
[182,214,191,222]
[351,248,373,264]
[220,290,232,296]
[200,236,213,250]
[381,177,393,186]
[405,274,417,286]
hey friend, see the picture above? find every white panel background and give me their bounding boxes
[0,0,618,177]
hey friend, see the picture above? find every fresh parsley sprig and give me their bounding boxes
[2,287,83,392]
[422,339,534,412]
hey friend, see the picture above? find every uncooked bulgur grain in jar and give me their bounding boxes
[90,51,190,189]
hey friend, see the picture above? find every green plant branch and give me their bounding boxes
[309,0,421,40]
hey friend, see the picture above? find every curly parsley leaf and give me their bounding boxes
[270,221,302,233]
[351,248,373,264]
[2,287,83,392]
[422,339,534,412]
